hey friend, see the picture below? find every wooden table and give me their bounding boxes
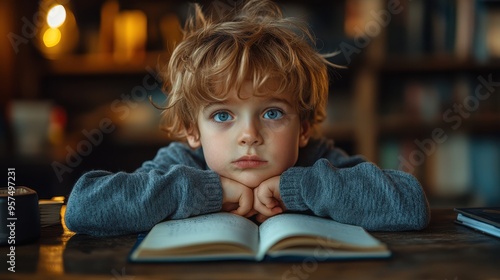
[1,209,500,279]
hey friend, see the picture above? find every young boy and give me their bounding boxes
[65,0,430,236]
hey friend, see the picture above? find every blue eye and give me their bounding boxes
[263,109,284,120]
[213,111,233,122]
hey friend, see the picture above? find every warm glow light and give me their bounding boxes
[43,28,62,48]
[47,5,66,28]
[114,10,147,61]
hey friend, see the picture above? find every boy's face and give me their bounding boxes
[187,80,310,188]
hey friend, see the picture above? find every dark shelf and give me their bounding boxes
[378,113,500,137]
[43,51,169,76]
[380,55,500,73]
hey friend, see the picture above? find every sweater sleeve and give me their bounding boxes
[280,140,430,231]
[64,143,223,236]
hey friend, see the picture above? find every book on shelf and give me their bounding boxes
[433,134,471,197]
[385,0,499,60]
[470,138,500,206]
[454,207,500,239]
[128,212,391,262]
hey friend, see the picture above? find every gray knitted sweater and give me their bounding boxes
[65,138,430,236]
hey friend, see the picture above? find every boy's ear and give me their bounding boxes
[299,121,311,148]
[186,125,201,148]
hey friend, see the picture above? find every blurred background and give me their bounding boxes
[1,0,499,207]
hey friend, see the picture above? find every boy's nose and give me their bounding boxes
[238,120,263,146]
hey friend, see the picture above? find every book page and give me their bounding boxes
[257,214,385,259]
[138,212,259,254]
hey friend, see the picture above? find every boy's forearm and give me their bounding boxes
[65,167,223,236]
[280,159,430,231]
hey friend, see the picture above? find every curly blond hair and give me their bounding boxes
[159,0,336,140]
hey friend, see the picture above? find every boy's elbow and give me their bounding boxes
[64,196,112,236]
[406,178,431,230]
[407,208,430,231]
[386,195,429,231]
[413,191,431,230]
[393,170,431,230]
[63,198,82,234]
[63,172,102,234]
[385,199,430,231]
[64,186,90,234]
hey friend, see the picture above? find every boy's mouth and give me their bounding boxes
[232,155,267,169]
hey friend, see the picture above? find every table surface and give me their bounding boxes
[1,208,500,280]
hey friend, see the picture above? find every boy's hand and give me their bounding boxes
[253,176,285,222]
[220,176,255,217]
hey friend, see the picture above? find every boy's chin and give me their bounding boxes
[234,179,260,189]
[230,175,269,189]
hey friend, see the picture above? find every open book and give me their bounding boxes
[129,213,391,262]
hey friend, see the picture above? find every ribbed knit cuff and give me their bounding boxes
[199,172,223,214]
[280,168,308,211]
